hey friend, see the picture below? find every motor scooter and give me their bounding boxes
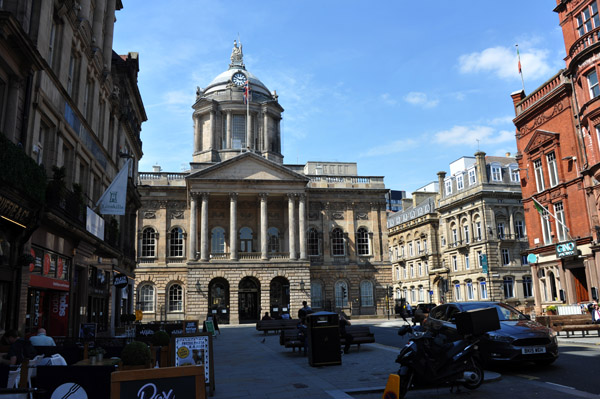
[394,324,484,398]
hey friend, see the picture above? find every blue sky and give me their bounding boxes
[113,1,565,194]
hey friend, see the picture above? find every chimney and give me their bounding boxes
[401,198,413,211]
[511,90,526,114]
[437,171,446,197]
[505,152,511,157]
[152,164,162,173]
[475,151,486,183]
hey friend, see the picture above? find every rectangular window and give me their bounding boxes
[418,286,424,302]
[403,266,407,279]
[452,255,458,271]
[480,281,488,299]
[49,21,57,67]
[541,210,553,245]
[465,254,470,270]
[232,115,246,149]
[395,267,400,280]
[454,284,462,301]
[511,168,520,182]
[502,249,510,265]
[475,222,482,240]
[463,225,469,243]
[503,277,515,299]
[477,251,483,268]
[67,53,75,96]
[408,242,413,256]
[423,239,428,252]
[452,229,458,244]
[466,282,474,300]
[547,152,559,187]
[554,202,568,242]
[410,264,414,277]
[491,166,502,181]
[534,159,545,192]
[521,254,529,265]
[523,276,533,297]
[588,70,600,99]
[418,262,422,276]
[457,174,464,190]
[468,168,476,185]
[515,220,525,238]
[577,1,599,36]
[445,179,452,195]
[497,223,505,239]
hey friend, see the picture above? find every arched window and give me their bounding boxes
[331,228,345,256]
[211,227,225,253]
[335,281,348,307]
[356,227,370,256]
[360,280,374,306]
[466,280,474,300]
[311,281,323,308]
[479,279,488,299]
[168,283,183,312]
[308,228,320,256]
[139,284,155,312]
[454,281,462,301]
[268,227,280,253]
[168,227,184,257]
[239,227,253,252]
[141,227,157,257]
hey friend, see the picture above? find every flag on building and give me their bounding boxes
[96,159,131,215]
[532,198,549,219]
[517,47,522,74]
[243,79,251,104]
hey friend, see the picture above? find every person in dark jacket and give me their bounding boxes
[339,313,353,354]
[3,330,36,365]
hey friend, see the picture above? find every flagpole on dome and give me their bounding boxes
[516,44,525,93]
[245,75,251,152]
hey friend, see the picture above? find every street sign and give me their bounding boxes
[527,253,538,264]
[481,254,488,274]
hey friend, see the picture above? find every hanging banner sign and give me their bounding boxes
[114,273,129,288]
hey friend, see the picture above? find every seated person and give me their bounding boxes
[296,318,308,355]
[2,329,36,365]
[29,328,56,346]
[262,312,272,320]
[281,313,291,320]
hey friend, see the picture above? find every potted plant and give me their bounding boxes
[120,341,151,370]
[546,305,557,315]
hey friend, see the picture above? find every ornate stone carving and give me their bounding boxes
[144,211,156,219]
[230,40,244,68]
[518,99,566,137]
[332,212,344,220]
[171,211,184,219]
[356,212,368,220]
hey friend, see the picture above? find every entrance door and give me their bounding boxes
[238,277,259,322]
[571,267,589,303]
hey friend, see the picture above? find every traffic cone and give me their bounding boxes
[382,373,400,399]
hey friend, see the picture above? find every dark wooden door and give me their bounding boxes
[571,267,588,303]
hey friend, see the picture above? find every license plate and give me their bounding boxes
[521,347,546,354]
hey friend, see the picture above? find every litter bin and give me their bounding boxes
[306,311,341,366]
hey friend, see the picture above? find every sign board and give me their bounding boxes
[79,322,97,341]
[136,323,185,340]
[113,273,128,288]
[481,254,488,274]
[111,365,206,399]
[172,333,215,395]
[183,320,199,334]
[556,241,577,258]
[527,253,538,264]
[204,320,216,337]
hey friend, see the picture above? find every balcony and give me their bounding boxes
[568,26,600,61]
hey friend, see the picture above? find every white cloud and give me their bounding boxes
[360,139,418,157]
[380,93,398,106]
[403,91,439,108]
[434,126,514,146]
[458,46,555,80]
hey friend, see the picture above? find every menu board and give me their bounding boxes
[172,333,214,395]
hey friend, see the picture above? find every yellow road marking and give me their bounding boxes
[515,374,540,380]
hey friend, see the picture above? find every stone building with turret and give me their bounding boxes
[135,43,391,324]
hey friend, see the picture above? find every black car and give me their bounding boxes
[412,303,437,324]
[423,301,558,365]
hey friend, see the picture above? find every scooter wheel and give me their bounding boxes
[398,369,413,399]
[462,357,484,390]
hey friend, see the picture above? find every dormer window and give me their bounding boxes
[445,179,452,195]
[468,168,477,185]
[491,165,502,181]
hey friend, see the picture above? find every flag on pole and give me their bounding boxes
[96,159,131,215]
[517,47,522,74]
[243,79,251,104]
[533,200,546,216]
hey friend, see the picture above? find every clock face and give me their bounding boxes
[232,72,247,87]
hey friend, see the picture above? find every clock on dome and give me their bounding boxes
[232,72,247,87]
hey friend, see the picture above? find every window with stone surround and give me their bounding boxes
[503,277,515,299]
[169,227,185,257]
[308,228,320,256]
[268,227,280,253]
[311,281,323,308]
[211,227,225,254]
[534,158,545,192]
[356,227,370,256]
[141,227,157,258]
[331,228,345,256]
[360,280,374,306]
[577,1,600,37]
[139,284,155,312]
[335,280,349,307]
[547,152,559,187]
[168,283,183,312]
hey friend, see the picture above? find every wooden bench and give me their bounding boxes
[256,319,299,334]
[536,315,600,338]
[280,329,305,353]
[341,325,375,351]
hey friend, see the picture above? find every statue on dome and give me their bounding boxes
[230,39,244,68]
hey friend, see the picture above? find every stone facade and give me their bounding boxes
[135,45,391,324]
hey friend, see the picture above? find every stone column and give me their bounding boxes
[79,0,91,21]
[263,112,269,152]
[189,194,198,260]
[259,193,268,260]
[230,193,238,260]
[226,112,232,148]
[531,263,542,314]
[193,114,201,153]
[288,194,297,260]
[200,193,209,261]
[103,0,116,71]
[509,209,515,238]
[209,110,215,150]
[298,194,307,260]
[92,0,106,50]
[467,211,473,243]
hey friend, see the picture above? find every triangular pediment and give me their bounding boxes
[523,129,559,154]
[187,152,309,182]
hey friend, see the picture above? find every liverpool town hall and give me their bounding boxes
[135,43,392,324]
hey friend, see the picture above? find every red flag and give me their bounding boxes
[517,47,522,74]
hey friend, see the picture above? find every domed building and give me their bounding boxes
[135,42,392,324]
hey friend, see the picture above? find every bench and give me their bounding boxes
[536,315,600,338]
[279,325,376,353]
[341,325,375,351]
[280,329,305,353]
[256,319,299,334]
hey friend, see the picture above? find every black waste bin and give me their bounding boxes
[306,311,341,366]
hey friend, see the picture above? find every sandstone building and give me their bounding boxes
[135,43,391,324]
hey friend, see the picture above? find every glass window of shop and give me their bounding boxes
[87,266,110,332]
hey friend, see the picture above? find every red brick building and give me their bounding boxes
[511,0,600,314]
